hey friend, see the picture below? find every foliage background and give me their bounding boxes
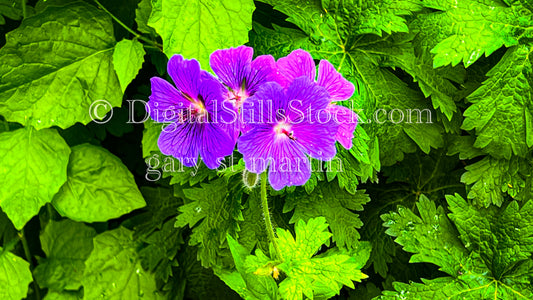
[0,0,532,299]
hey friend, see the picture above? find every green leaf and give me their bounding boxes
[52,144,146,222]
[447,195,533,276]
[0,249,33,300]
[142,119,161,159]
[321,0,422,36]
[325,135,380,193]
[362,151,463,277]
[128,187,183,283]
[0,1,122,129]
[82,227,164,299]
[112,39,146,92]
[135,0,157,36]
[382,195,466,275]
[274,218,370,299]
[179,245,242,300]
[222,235,279,300]
[238,190,269,253]
[43,290,82,300]
[417,0,533,159]
[34,220,96,291]
[284,182,370,249]
[251,7,445,167]
[0,0,23,24]
[215,270,250,299]
[175,177,243,267]
[446,135,484,160]
[379,194,533,299]
[419,0,526,68]
[0,127,70,229]
[148,0,255,69]
[462,45,533,159]
[0,208,16,246]
[462,150,533,206]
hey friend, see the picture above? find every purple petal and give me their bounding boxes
[268,139,310,190]
[210,45,253,91]
[285,76,330,122]
[329,104,358,149]
[157,121,200,167]
[148,77,191,123]
[199,73,230,120]
[317,60,354,101]
[242,81,286,126]
[199,74,239,140]
[167,55,201,98]
[292,109,338,160]
[276,49,316,88]
[246,55,277,95]
[200,123,235,169]
[238,126,276,174]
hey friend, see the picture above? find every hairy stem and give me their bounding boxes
[93,0,163,50]
[260,172,282,260]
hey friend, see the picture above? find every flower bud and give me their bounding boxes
[242,169,259,189]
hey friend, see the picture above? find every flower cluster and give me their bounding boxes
[148,46,358,190]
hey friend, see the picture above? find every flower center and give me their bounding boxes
[228,89,249,109]
[177,101,207,123]
[192,101,207,116]
[274,122,296,140]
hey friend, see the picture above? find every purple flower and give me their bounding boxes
[148,55,235,169]
[209,45,277,139]
[275,49,358,149]
[238,76,339,190]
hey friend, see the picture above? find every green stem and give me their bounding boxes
[21,0,27,19]
[260,172,282,260]
[93,0,163,50]
[19,230,41,300]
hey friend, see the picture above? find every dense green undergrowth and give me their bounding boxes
[0,0,532,299]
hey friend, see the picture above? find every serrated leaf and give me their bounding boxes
[0,1,122,129]
[274,218,369,299]
[82,227,164,300]
[284,182,370,249]
[419,0,526,68]
[52,144,146,222]
[0,127,70,229]
[462,45,533,159]
[322,0,422,36]
[34,219,96,291]
[461,154,532,207]
[362,151,463,277]
[251,15,445,166]
[113,39,145,92]
[223,235,279,300]
[148,0,255,69]
[175,177,243,267]
[379,194,533,299]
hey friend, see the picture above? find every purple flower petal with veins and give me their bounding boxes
[275,49,358,149]
[210,45,277,139]
[238,77,339,190]
[148,55,235,169]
